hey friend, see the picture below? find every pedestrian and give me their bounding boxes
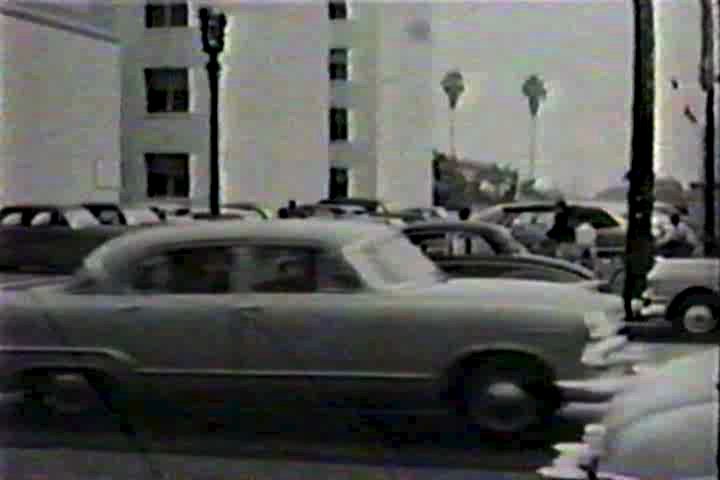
[656,213,698,257]
[458,207,471,221]
[287,200,298,218]
[546,200,577,260]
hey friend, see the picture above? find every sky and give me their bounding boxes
[431,0,706,197]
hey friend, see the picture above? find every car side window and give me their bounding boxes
[315,253,363,292]
[406,232,450,257]
[235,246,317,293]
[30,211,53,227]
[574,208,618,229]
[448,232,495,256]
[132,246,234,294]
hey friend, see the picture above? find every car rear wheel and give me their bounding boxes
[673,293,720,336]
[20,371,118,417]
[460,355,559,436]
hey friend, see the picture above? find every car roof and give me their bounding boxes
[86,220,394,273]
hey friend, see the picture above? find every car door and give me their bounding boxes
[53,246,243,409]
[225,245,427,410]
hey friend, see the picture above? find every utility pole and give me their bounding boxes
[700,0,716,255]
[623,0,656,320]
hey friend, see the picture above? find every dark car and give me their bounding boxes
[82,203,163,226]
[403,221,600,286]
[472,201,628,259]
[0,205,132,275]
[317,197,390,215]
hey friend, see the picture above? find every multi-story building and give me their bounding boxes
[112,1,434,211]
[0,1,122,205]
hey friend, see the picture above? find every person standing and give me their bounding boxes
[656,213,698,257]
[546,200,577,260]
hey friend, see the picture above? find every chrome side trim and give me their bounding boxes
[0,346,137,366]
[137,369,435,380]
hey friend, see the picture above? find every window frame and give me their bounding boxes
[144,68,190,114]
[145,2,189,28]
[329,48,350,81]
[145,153,191,199]
[329,107,350,142]
[328,0,349,20]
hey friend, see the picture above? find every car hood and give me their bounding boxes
[603,347,718,436]
[648,257,719,281]
[423,277,623,313]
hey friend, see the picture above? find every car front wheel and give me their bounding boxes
[673,293,720,336]
[460,356,559,436]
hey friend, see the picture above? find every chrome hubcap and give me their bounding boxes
[683,306,717,334]
[470,381,538,433]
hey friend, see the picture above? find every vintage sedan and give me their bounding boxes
[0,220,639,435]
[539,347,718,480]
[402,221,601,286]
[641,257,720,336]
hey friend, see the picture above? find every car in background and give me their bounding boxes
[397,207,449,223]
[403,221,602,287]
[539,347,718,480]
[317,197,390,215]
[640,256,720,336]
[0,204,131,275]
[473,201,628,259]
[0,220,639,435]
[222,202,273,220]
[82,203,164,226]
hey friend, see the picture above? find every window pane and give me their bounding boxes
[248,248,317,293]
[328,0,348,20]
[147,89,167,113]
[172,90,189,112]
[146,4,166,28]
[170,3,188,26]
[329,108,349,141]
[169,247,233,294]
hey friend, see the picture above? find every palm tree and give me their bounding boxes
[522,74,547,180]
[623,0,656,319]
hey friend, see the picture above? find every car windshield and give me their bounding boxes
[64,207,101,228]
[347,233,445,287]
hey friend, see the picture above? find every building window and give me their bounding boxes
[329,167,350,199]
[146,3,189,28]
[144,68,189,113]
[329,108,349,142]
[145,153,190,198]
[328,0,348,20]
[329,48,349,81]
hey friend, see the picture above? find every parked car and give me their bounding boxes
[402,221,602,287]
[0,205,132,275]
[0,220,640,435]
[473,201,628,258]
[222,202,273,220]
[82,203,164,226]
[640,256,720,336]
[317,197,390,215]
[539,347,718,480]
[397,207,449,223]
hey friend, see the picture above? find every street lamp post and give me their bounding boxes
[199,7,227,217]
[441,70,465,160]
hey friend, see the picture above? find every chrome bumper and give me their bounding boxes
[581,335,650,369]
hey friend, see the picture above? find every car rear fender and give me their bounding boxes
[0,347,138,391]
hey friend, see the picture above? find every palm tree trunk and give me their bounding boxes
[623,0,656,319]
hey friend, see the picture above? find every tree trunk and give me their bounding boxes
[623,0,656,319]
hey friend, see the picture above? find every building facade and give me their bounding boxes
[112,0,433,211]
[0,1,122,205]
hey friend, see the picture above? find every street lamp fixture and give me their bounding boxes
[199,6,227,217]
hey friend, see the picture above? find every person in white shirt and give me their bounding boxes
[656,213,698,257]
